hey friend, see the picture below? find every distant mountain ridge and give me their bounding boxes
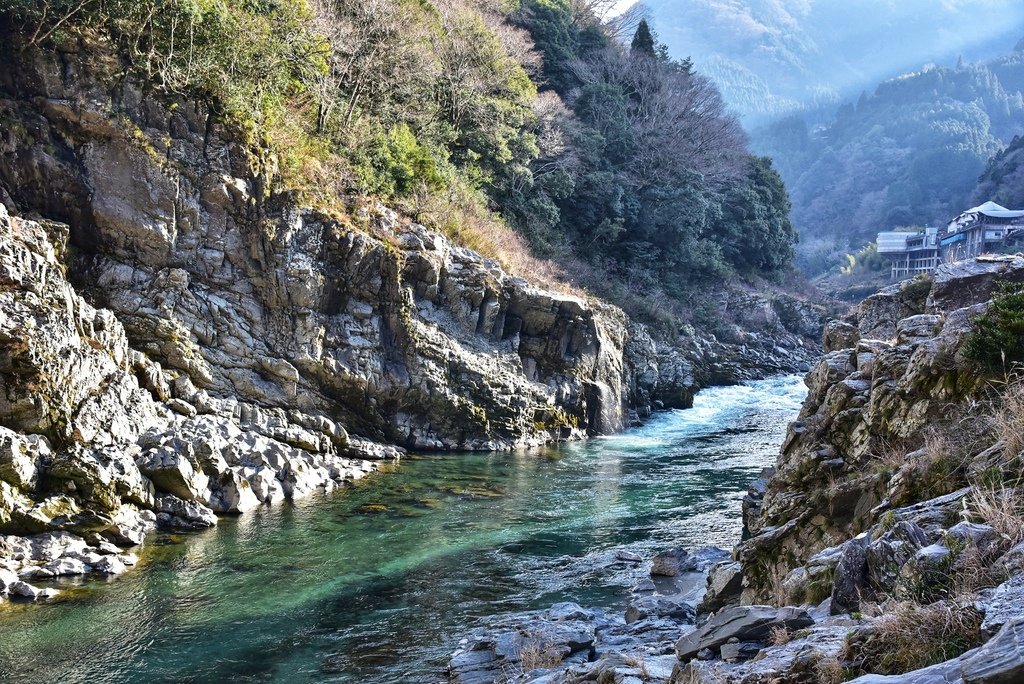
[752,45,1024,273]
[642,0,1024,126]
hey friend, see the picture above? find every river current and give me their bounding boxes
[0,374,807,683]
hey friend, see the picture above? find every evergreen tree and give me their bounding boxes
[631,20,656,58]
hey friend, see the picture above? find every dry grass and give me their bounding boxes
[844,600,982,675]
[967,477,1024,548]
[622,655,652,680]
[769,625,792,646]
[403,183,587,298]
[992,374,1024,459]
[514,641,564,673]
[869,437,909,475]
[813,655,846,684]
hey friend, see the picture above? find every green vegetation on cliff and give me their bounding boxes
[964,282,1024,369]
[0,0,798,328]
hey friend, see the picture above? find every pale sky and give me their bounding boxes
[610,0,635,16]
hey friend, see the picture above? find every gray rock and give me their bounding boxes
[92,555,127,575]
[699,561,744,614]
[154,494,217,529]
[961,617,1024,683]
[651,548,697,576]
[0,567,17,594]
[632,578,656,593]
[43,557,89,576]
[824,320,860,352]
[208,470,261,514]
[866,521,929,593]
[625,596,695,625]
[946,522,1004,557]
[0,428,46,489]
[10,581,58,600]
[674,605,814,662]
[980,575,1024,638]
[832,534,870,614]
[137,448,210,502]
[616,550,643,563]
[719,640,765,662]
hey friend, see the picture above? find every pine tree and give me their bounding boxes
[631,20,656,58]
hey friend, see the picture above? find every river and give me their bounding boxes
[0,374,807,684]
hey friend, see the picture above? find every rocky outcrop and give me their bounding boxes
[701,258,1024,682]
[0,204,386,587]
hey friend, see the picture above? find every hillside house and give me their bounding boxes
[876,201,1024,278]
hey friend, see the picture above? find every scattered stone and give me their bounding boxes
[651,548,696,576]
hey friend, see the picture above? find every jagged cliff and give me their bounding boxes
[681,258,1024,682]
[0,45,822,597]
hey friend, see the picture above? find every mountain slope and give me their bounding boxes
[643,0,1024,126]
[752,48,1024,273]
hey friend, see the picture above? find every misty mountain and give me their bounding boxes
[752,46,1024,273]
[642,0,1024,126]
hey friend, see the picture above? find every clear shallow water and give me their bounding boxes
[0,375,807,684]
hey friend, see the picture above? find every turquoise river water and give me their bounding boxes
[0,375,807,683]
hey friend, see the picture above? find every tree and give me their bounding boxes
[630,19,655,58]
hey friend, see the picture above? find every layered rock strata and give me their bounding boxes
[0,44,822,598]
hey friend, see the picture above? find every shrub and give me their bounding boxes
[964,282,1024,369]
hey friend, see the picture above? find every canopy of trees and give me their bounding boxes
[0,0,799,323]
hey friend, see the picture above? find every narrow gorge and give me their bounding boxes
[0,46,818,604]
[4,3,1024,684]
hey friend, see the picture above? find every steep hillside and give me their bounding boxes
[972,134,1024,209]
[753,48,1024,274]
[642,0,1024,126]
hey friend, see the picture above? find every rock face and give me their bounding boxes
[0,203,385,572]
[735,266,1015,602]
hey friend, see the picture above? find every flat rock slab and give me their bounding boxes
[981,575,1024,638]
[675,605,813,661]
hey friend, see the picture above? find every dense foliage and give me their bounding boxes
[964,282,1024,370]
[754,51,1024,274]
[509,0,795,290]
[0,0,799,324]
[972,134,1024,210]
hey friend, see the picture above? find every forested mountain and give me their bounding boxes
[640,0,1024,126]
[752,46,1024,273]
[972,134,1024,209]
[0,0,797,326]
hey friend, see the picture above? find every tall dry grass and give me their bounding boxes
[844,600,982,675]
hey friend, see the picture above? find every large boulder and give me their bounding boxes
[699,561,744,614]
[674,605,814,662]
[137,446,210,502]
[0,428,46,490]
